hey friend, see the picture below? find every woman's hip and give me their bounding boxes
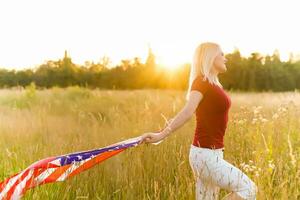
[189,144,224,160]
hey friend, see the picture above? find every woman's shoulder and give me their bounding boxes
[193,75,209,85]
[191,75,210,94]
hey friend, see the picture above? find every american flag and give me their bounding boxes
[0,136,146,200]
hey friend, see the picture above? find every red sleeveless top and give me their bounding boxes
[191,76,231,149]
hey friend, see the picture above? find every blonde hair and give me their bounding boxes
[186,42,223,101]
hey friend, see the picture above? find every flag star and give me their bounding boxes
[77,155,83,160]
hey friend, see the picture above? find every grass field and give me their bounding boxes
[0,86,299,199]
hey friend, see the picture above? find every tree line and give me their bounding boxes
[0,48,300,91]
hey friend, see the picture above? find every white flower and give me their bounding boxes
[260,118,268,123]
[252,118,257,124]
[272,113,279,119]
[278,107,287,113]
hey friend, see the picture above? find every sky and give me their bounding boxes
[0,0,300,70]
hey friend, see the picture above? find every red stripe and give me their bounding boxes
[5,169,30,200]
[0,172,20,193]
[28,157,57,169]
[27,167,46,189]
[0,158,57,195]
[27,167,57,189]
[35,168,48,178]
[69,148,125,178]
[20,169,38,198]
[42,165,71,184]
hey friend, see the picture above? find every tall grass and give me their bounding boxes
[0,88,299,199]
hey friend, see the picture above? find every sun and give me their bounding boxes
[156,56,183,71]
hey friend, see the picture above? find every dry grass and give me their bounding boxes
[0,87,299,199]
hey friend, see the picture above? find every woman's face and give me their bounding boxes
[212,48,227,74]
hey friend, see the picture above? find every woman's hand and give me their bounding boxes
[138,132,164,145]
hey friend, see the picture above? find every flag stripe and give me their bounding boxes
[5,170,31,200]
[42,165,71,184]
[0,136,142,200]
[68,148,125,178]
[0,172,21,194]
[34,168,56,185]
[11,170,34,200]
[0,171,26,199]
[23,168,39,191]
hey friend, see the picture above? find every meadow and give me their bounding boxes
[0,86,299,199]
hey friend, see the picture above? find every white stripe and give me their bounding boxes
[49,159,61,166]
[56,158,91,181]
[106,136,141,148]
[34,168,57,185]
[11,169,34,200]
[0,170,27,200]
[33,157,90,185]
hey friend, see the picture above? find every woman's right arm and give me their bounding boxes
[157,90,204,139]
[139,91,204,144]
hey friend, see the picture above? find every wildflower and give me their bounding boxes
[278,107,287,113]
[268,162,275,170]
[272,113,279,119]
[238,119,246,124]
[260,118,268,123]
[252,118,257,124]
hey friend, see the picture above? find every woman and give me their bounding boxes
[139,42,258,200]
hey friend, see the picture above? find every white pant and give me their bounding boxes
[189,144,258,200]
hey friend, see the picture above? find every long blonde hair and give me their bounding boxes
[186,42,223,101]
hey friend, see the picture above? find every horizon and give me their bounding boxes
[1,47,299,72]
